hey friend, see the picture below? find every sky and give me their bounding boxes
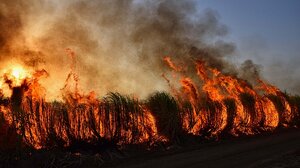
[197,0,300,93]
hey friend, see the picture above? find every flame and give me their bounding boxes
[0,53,299,150]
[3,64,31,87]
[163,56,298,137]
[12,66,27,81]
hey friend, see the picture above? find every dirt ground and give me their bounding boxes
[106,129,300,168]
[1,129,299,168]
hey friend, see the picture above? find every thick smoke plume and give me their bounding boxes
[0,0,296,99]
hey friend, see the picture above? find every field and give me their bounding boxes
[1,55,300,167]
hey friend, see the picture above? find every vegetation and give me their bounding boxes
[0,90,300,162]
[147,92,182,143]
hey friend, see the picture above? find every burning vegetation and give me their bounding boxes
[0,51,299,152]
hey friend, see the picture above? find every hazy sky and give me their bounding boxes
[197,0,300,93]
[1,0,299,98]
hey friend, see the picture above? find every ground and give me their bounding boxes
[104,129,300,168]
[1,129,299,168]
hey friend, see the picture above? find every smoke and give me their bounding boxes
[0,0,296,99]
[0,1,26,58]
[239,59,262,85]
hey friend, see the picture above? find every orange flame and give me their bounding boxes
[0,53,299,150]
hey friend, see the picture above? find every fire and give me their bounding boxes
[11,66,27,81]
[0,52,299,150]
[2,64,31,88]
[0,50,164,149]
[163,56,299,137]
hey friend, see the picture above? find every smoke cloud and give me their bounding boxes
[0,0,297,99]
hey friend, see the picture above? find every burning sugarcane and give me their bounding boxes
[0,53,299,150]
